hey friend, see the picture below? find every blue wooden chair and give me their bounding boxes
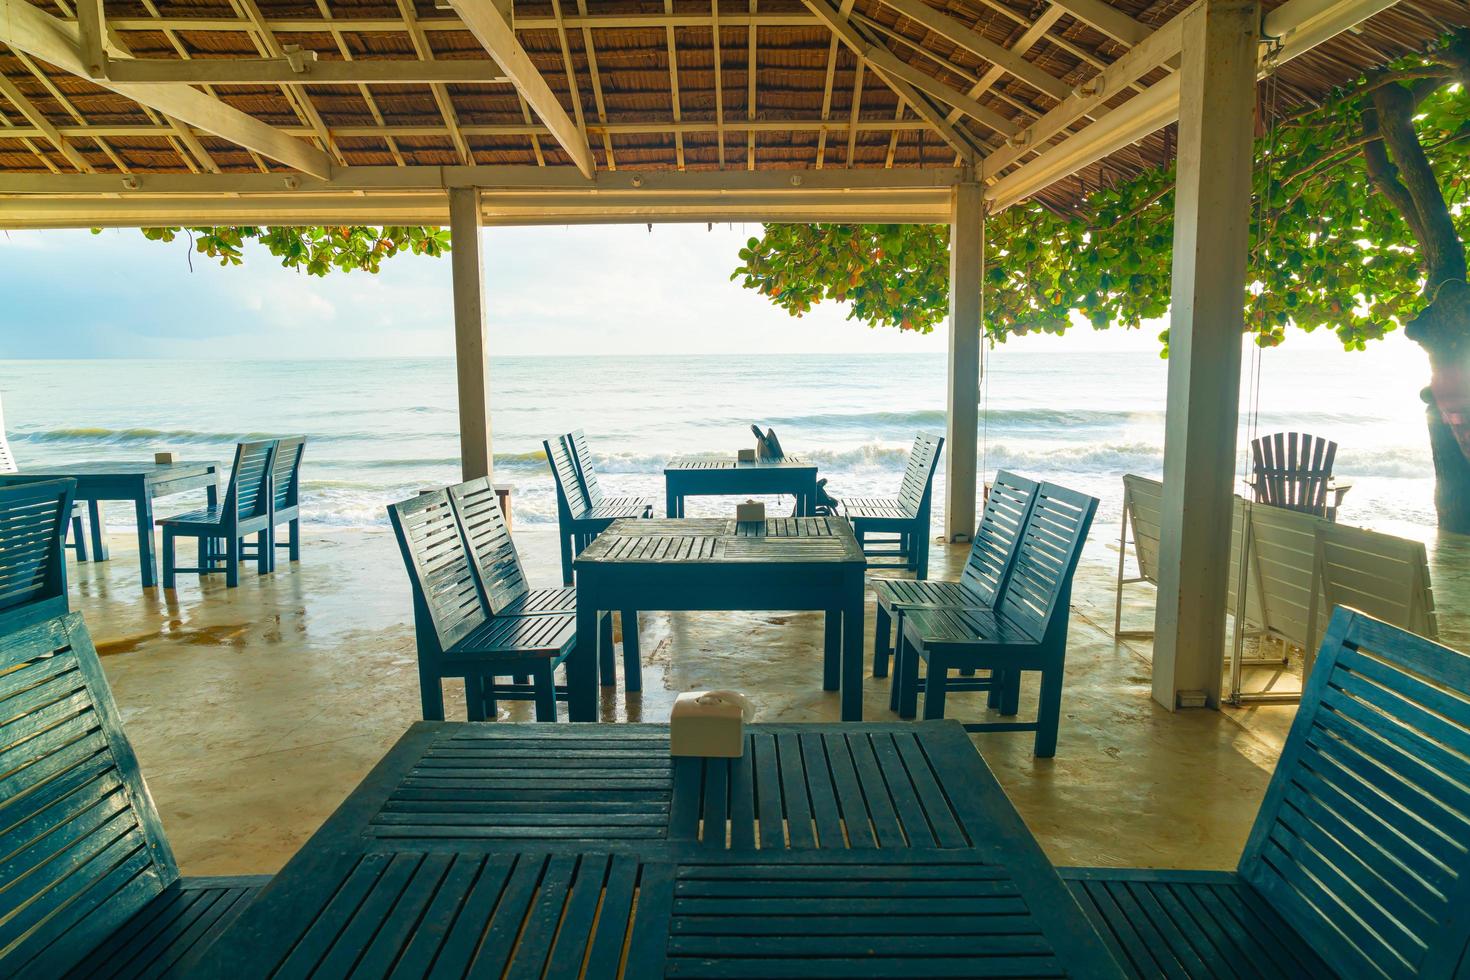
[871,470,1038,678]
[389,488,577,722]
[894,482,1098,757]
[0,612,267,977]
[266,434,306,571]
[1064,607,1470,978]
[546,432,652,586]
[158,439,277,589]
[0,477,76,633]
[448,477,640,692]
[843,432,944,578]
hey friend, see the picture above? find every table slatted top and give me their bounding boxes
[579,517,864,565]
[18,460,217,480]
[197,724,1123,978]
[666,455,816,472]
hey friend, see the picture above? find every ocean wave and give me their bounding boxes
[15,426,282,445]
[746,407,1167,432]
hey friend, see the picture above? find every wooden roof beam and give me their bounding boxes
[802,0,986,160]
[0,0,331,176]
[881,0,1072,101]
[1049,0,1152,46]
[445,0,595,178]
[100,59,510,85]
[0,72,93,172]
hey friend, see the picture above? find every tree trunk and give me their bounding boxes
[1410,279,1470,532]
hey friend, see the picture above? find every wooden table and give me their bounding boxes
[195,722,1122,978]
[665,455,820,517]
[13,460,218,588]
[572,517,868,721]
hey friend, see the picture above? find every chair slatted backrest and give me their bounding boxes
[0,395,16,475]
[1239,608,1470,979]
[1252,431,1338,516]
[388,489,487,656]
[226,439,278,523]
[0,612,180,977]
[1306,524,1438,665]
[567,429,605,508]
[447,477,529,616]
[545,435,591,519]
[997,482,1099,641]
[270,435,307,512]
[896,433,944,515]
[0,479,75,632]
[961,470,1038,605]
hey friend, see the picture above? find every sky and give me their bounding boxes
[0,223,1174,359]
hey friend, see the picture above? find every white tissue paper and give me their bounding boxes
[670,690,754,758]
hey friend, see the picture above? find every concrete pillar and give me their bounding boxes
[449,186,492,482]
[945,181,984,542]
[1152,0,1259,710]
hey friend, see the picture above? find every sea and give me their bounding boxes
[0,347,1441,537]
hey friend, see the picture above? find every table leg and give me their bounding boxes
[135,496,157,588]
[88,500,110,561]
[823,609,840,691]
[665,481,677,518]
[570,587,600,721]
[841,571,865,721]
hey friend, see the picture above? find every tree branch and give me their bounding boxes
[1373,80,1468,285]
[1360,99,1432,261]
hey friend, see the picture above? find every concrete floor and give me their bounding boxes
[67,519,1453,879]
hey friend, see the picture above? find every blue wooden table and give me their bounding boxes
[13,460,218,587]
[572,517,868,721]
[194,721,1123,978]
[664,455,820,517]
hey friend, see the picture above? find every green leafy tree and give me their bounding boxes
[734,32,1470,530]
[123,225,451,275]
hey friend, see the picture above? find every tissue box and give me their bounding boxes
[735,499,765,522]
[737,448,757,463]
[671,691,749,757]
[153,450,177,465]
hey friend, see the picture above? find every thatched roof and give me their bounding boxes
[0,0,1464,217]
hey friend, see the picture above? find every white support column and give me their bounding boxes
[449,186,493,481]
[1151,0,1258,710]
[945,181,984,542]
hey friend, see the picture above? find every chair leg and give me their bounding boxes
[622,610,642,693]
[532,662,557,721]
[898,636,921,719]
[1001,669,1021,716]
[1034,662,1064,758]
[226,536,240,587]
[558,529,574,587]
[289,518,301,561]
[256,530,270,575]
[161,530,176,590]
[873,604,892,679]
[419,662,445,721]
[71,514,88,561]
[916,524,930,580]
[922,655,948,720]
[598,611,616,686]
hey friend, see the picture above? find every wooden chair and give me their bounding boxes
[0,612,267,977]
[266,434,306,571]
[895,482,1098,757]
[842,432,944,578]
[545,432,652,586]
[1064,608,1470,978]
[0,395,90,561]
[389,488,578,721]
[0,477,75,633]
[1249,431,1351,521]
[568,429,656,522]
[448,477,638,691]
[158,439,277,589]
[870,470,1038,678]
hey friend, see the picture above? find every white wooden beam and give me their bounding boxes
[446,0,595,178]
[1152,0,1258,711]
[946,181,984,542]
[0,73,93,172]
[802,0,989,158]
[882,0,1071,101]
[74,0,107,78]
[982,10,1183,180]
[1050,0,1152,45]
[449,186,493,481]
[0,0,332,176]
[101,12,823,33]
[101,59,509,84]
